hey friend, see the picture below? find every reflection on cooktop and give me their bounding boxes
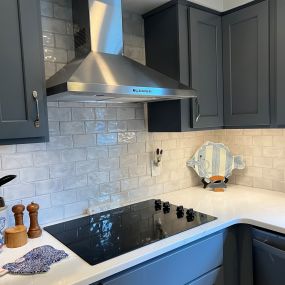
[44,199,216,265]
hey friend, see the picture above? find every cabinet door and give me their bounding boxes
[188,267,224,285]
[101,233,223,285]
[0,0,48,142]
[190,8,223,128]
[223,1,270,127]
[275,0,285,126]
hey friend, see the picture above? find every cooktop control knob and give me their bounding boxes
[163,202,170,213]
[155,199,162,210]
[176,206,184,213]
[186,208,195,221]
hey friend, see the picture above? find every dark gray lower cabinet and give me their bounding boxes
[0,0,48,143]
[188,267,223,285]
[223,1,270,127]
[99,232,224,285]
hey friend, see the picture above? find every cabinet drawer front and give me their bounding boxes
[188,266,224,285]
[102,233,223,285]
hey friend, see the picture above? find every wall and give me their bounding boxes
[1,101,205,226]
[0,0,203,226]
[189,0,224,11]
[41,0,75,80]
[206,129,285,192]
[3,0,285,227]
[223,0,254,11]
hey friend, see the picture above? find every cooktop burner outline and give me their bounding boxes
[44,199,217,266]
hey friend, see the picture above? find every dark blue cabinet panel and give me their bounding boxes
[274,0,285,126]
[145,3,223,132]
[222,1,270,127]
[0,0,48,143]
[101,232,223,285]
[190,8,223,128]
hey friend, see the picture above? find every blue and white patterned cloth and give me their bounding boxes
[3,245,68,274]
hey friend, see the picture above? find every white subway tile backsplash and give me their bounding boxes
[73,134,96,147]
[118,132,136,144]
[40,1,53,17]
[54,4,72,21]
[35,178,63,195]
[51,189,77,206]
[64,200,88,218]
[2,153,33,169]
[42,16,66,34]
[50,163,75,178]
[97,133,117,145]
[60,121,85,135]
[33,150,61,166]
[127,120,146,131]
[44,47,68,63]
[108,145,128,157]
[87,147,108,160]
[20,167,49,183]
[43,32,55,47]
[72,108,95,121]
[0,145,16,154]
[88,171,109,185]
[61,148,87,162]
[48,107,71,121]
[76,160,98,175]
[109,168,129,182]
[120,154,137,168]
[95,108,117,120]
[4,184,36,200]
[3,1,279,227]
[85,121,107,133]
[121,177,138,191]
[47,136,73,150]
[108,121,128,132]
[100,182,120,195]
[117,108,135,120]
[63,174,88,190]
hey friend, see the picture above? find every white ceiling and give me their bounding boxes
[122,0,254,14]
[122,0,170,15]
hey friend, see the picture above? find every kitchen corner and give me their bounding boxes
[2,185,285,285]
[1,0,285,284]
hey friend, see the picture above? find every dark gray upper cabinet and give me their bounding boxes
[272,0,285,126]
[145,2,223,132]
[0,0,48,144]
[190,8,223,128]
[222,1,270,127]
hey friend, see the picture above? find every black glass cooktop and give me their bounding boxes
[44,199,216,266]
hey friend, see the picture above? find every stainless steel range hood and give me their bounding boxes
[46,0,196,103]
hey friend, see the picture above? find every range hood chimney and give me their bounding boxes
[46,0,196,103]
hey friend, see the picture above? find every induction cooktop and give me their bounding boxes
[44,199,216,266]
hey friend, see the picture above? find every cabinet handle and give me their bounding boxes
[32,91,40,128]
[195,98,201,123]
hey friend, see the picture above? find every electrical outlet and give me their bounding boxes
[151,161,161,177]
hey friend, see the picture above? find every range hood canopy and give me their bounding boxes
[46,0,196,103]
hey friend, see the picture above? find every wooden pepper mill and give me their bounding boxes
[27,202,42,238]
[12,204,25,226]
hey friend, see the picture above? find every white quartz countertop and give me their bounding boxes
[1,185,285,285]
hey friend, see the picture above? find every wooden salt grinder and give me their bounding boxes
[5,225,28,248]
[27,202,42,238]
[12,204,25,226]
